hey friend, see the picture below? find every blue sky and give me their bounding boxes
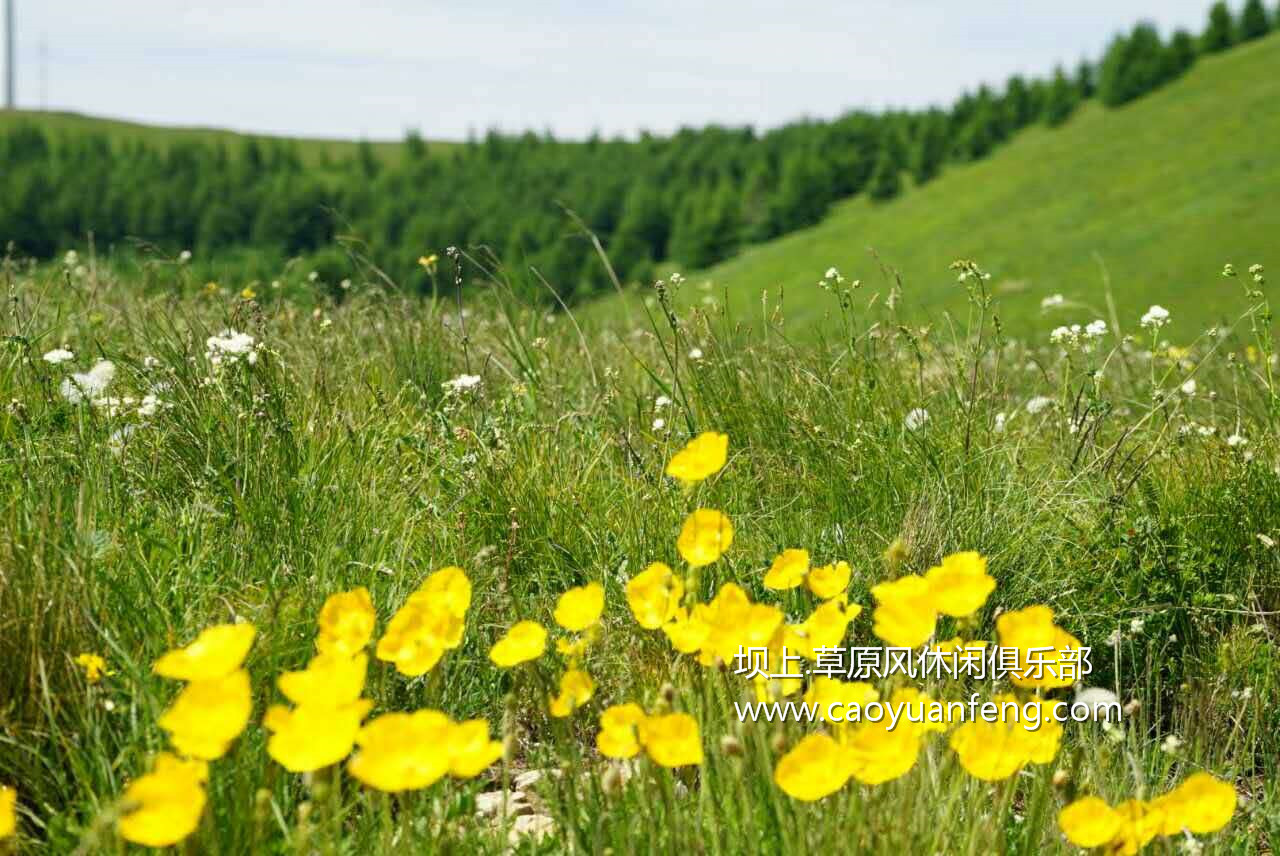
[6,1,1222,140]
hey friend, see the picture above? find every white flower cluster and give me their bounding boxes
[1049,319,1107,349]
[43,348,75,365]
[1025,395,1054,415]
[60,360,116,404]
[1039,294,1065,310]
[1140,305,1170,330]
[904,408,930,432]
[442,373,482,395]
[206,330,259,367]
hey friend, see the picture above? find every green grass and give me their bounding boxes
[1,251,1277,852]
[614,33,1280,336]
[0,109,457,165]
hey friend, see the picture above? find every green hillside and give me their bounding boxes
[652,33,1279,334]
[0,109,455,165]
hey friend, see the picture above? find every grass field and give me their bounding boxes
[1,248,1277,852]
[614,33,1280,336]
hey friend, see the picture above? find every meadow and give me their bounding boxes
[0,246,1277,853]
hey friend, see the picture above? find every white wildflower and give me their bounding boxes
[1140,305,1170,329]
[60,360,116,404]
[443,374,482,394]
[1180,379,1197,396]
[1129,617,1145,635]
[654,395,672,409]
[652,417,666,431]
[64,250,79,267]
[308,271,319,283]
[43,348,75,365]
[1226,433,1247,448]
[994,412,1007,433]
[688,347,704,361]
[178,250,192,263]
[137,394,163,418]
[1040,294,1065,310]
[1025,396,1054,415]
[1084,319,1108,339]
[1197,425,1216,437]
[904,408,930,432]
[143,356,161,370]
[206,330,258,366]
[1160,734,1183,754]
[1072,687,1120,722]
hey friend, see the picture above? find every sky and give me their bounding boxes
[5,0,1222,141]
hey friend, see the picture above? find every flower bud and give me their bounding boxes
[720,735,744,758]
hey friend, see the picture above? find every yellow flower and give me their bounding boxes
[347,710,453,792]
[153,623,256,681]
[1058,796,1123,848]
[0,785,15,839]
[549,669,596,717]
[264,700,372,772]
[889,687,949,734]
[278,653,367,708]
[804,677,879,723]
[117,753,208,848]
[447,719,504,778]
[638,713,703,767]
[774,733,851,801]
[411,566,472,618]
[995,605,1082,689]
[626,562,684,629]
[418,254,439,271]
[1109,800,1162,855]
[662,606,711,654]
[597,703,647,759]
[554,583,605,632]
[556,635,589,660]
[316,587,377,656]
[844,718,921,785]
[75,653,112,683]
[240,286,257,300]
[697,584,781,666]
[870,576,937,648]
[157,669,252,760]
[376,600,462,677]
[676,509,734,567]
[202,281,219,295]
[923,551,995,617]
[489,620,547,667]
[948,695,1059,780]
[789,600,858,659]
[763,549,809,590]
[807,561,851,600]
[664,431,728,485]
[1154,772,1237,835]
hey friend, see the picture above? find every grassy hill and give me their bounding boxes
[644,33,1279,336]
[0,109,456,165]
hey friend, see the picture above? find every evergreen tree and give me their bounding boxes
[910,110,948,186]
[1098,24,1168,106]
[1075,60,1096,98]
[866,148,901,202]
[1164,30,1198,79]
[1202,2,1236,53]
[1240,0,1271,40]
[1042,66,1080,126]
[1002,76,1035,130]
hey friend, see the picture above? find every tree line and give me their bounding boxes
[0,0,1273,303]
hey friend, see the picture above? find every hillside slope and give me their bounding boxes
[667,33,1279,334]
[0,109,454,165]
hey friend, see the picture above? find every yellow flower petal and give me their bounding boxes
[676,509,734,567]
[870,576,937,648]
[807,561,851,600]
[549,669,596,718]
[117,754,208,848]
[1058,796,1123,848]
[664,432,728,485]
[278,653,368,708]
[316,587,377,656]
[489,621,547,668]
[763,549,809,590]
[638,713,703,767]
[554,583,605,632]
[265,700,372,772]
[626,562,684,629]
[447,719,504,778]
[924,551,995,617]
[347,710,453,792]
[774,733,851,801]
[157,669,252,760]
[0,785,16,840]
[153,623,256,681]
[1155,772,1237,835]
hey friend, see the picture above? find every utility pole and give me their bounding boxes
[4,0,14,109]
